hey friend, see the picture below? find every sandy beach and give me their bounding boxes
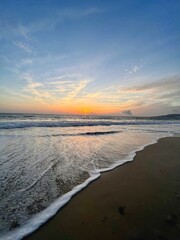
[25,137,180,240]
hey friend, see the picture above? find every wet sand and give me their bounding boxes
[25,137,180,240]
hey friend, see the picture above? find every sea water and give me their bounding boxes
[0,113,180,240]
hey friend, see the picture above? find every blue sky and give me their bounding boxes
[0,0,180,115]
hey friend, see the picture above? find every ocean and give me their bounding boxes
[0,113,180,240]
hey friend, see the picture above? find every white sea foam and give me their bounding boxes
[1,173,100,240]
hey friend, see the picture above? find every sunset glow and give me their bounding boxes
[0,1,180,116]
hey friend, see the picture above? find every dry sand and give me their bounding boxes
[25,137,180,240]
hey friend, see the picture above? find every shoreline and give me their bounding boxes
[0,134,177,240]
[2,135,170,240]
[24,136,180,240]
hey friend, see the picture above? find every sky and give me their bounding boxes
[0,0,180,116]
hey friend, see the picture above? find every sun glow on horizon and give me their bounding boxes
[46,102,122,115]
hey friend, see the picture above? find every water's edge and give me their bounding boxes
[1,133,173,240]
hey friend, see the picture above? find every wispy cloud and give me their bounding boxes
[62,79,92,101]
[23,81,53,104]
[28,7,104,32]
[85,92,102,98]
[79,7,104,16]
[0,20,30,40]
[21,73,35,82]
[119,75,180,114]
[0,86,35,103]
[16,24,31,40]
[0,6,104,42]
[19,72,92,105]
[124,75,180,92]
[1,72,179,115]
[21,58,33,65]
[20,73,52,104]
[78,75,180,114]
[125,65,141,77]
[13,41,35,54]
[47,80,73,85]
